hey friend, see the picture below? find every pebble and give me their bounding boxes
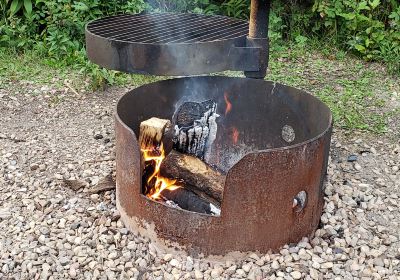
[291,271,302,279]
[347,154,358,162]
[354,163,362,170]
[194,270,203,279]
[169,259,180,268]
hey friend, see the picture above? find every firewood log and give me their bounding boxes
[162,188,220,215]
[173,100,219,162]
[160,150,225,203]
[139,117,172,150]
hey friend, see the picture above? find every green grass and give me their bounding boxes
[0,47,160,91]
[267,42,399,134]
[0,44,399,134]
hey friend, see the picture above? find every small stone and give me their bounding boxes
[226,265,237,275]
[211,267,222,278]
[271,260,280,270]
[194,270,203,279]
[30,163,39,171]
[347,154,358,162]
[290,271,302,279]
[242,263,252,273]
[321,262,333,269]
[236,269,246,277]
[108,252,118,260]
[185,257,193,271]
[169,259,180,268]
[69,266,77,278]
[163,254,173,262]
[310,268,319,279]
[354,163,362,171]
[94,134,103,140]
[59,257,69,266]
[138,259,147,268]
[351,262,360,271]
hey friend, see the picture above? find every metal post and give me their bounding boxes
[245,0,271,79]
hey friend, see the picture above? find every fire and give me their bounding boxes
[224,92,240,144]
[224,92,232,115]
[232,127,239,144]
[142,143,181,200]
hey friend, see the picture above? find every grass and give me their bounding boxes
[267,42,399,134]
[0,48,160,91]
[0,43,399,134]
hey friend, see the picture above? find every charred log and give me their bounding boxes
[173,100,218,162]
[160,150,225,203]
[162,188,220,215]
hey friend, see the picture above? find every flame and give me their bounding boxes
[232,127,239,144]
[224,92,232,116]
[142,143,181,200]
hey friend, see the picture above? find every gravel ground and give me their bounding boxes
[1,80,399,280]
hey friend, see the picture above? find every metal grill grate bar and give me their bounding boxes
[87,13,248,44]
[109,14,230,42]
[127,17,243,44]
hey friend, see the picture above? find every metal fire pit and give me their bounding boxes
[115,76,332,256]
[86,0,333,257]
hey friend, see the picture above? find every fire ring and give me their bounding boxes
[115,76,332,256]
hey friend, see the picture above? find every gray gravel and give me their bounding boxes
[1,80,399,279]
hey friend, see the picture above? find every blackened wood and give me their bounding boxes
[173,100,218,161]
[162,188,212,214]
[160,150,225,203]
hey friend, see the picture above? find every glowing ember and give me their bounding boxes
[142,143,181,200]
[224,92,232,115]
[232,127,239,144]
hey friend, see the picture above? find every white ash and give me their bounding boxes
[210,203,221,216]
[165,200,181,209]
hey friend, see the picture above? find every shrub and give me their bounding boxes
[0,0,398,77]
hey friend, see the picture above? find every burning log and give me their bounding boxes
[173,100,219,162]
[162,188,220,215]
[160,150,225,203]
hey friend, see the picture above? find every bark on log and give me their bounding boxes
[160,150,225,203]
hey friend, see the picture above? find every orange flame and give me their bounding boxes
[224,92,232,116]
[142,143,181,200]
[232,127,239,144]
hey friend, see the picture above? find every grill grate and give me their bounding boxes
[87,13,248,44]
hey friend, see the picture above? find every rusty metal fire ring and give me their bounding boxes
[115,76,332,257]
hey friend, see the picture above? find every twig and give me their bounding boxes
[86,174,116,194]
[87,183,116,194]
[84,157,115,164]
[0,136,26,143]
[85,174,115,194]
[64,80,79,95]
